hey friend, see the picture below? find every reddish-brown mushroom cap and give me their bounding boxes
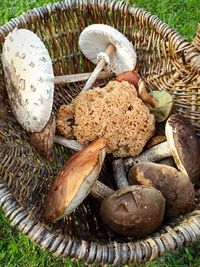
[44,137,107,222]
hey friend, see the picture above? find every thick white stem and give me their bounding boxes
[91,180,114,201]
[124,141,171,172]
[54,135,83,151]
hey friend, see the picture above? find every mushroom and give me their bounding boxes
[100,185,165,237]
[124,114,200,184]
[1,28,113,133]
[79,24,137,90]
[44,138,165,238]
[44,137,107,221]
[128,162,195,218]
[1,28,54,133]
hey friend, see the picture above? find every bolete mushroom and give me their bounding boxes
[124,114,200,184]
[44,137,107,221]
[1,28,114,133]
[44,137,165,238]
[79,24,137,90]
[100,185,165,237]
[128,162,195,218]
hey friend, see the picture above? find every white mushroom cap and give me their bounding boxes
[1,28,54,132]
[79,24,137,75]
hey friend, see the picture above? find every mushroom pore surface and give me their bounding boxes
[57,81,155,157]
[100,185,165,237]
[128,162,195,218]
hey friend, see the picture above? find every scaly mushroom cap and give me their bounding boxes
[44,137,107,222]
[128,162,195,218]
[166,114,200,184]
[100,185,165,237]
[79,24,137,75]
[1,28,54,132]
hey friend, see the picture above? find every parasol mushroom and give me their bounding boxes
[1,28,113,133]
[44,138,165,238]
[79,24,137,90]
[124,114,200,184]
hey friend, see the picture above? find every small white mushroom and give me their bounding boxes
[79,24,137,90]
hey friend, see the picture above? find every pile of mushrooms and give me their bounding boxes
[2,24,200,239]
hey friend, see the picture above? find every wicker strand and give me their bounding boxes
[0,0,200,265]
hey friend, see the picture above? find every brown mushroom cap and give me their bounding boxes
[30,116,56,158]
[100,185,165,237]
[128,162,195,218]
[166,114,200,184]
[115,71,140,89]
[44,137,107,222]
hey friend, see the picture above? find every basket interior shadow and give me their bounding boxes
[0,0,200,265]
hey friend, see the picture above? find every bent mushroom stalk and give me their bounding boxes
[124,114,200,184]
[79,24,137,90]
[44,138,165,238]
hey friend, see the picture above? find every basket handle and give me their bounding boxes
[192,23,200,52]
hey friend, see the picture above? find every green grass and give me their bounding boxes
[0,0,200,266]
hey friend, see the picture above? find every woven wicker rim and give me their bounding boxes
[0,0,200,265]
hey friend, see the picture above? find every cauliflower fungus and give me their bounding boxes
[56,81,155,157]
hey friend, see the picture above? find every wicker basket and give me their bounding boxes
[0,0,200,265]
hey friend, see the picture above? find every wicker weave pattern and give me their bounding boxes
[0,0,200,265]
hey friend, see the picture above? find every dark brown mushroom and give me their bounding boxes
[128,162,195,218]
[100,185,165,237]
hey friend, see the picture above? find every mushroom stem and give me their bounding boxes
[83,44,115,90]
[124,141,171,172]
[54,71,114,85]
[112,159,129,189]
[54,135,84,151]
[91,180,114,201]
